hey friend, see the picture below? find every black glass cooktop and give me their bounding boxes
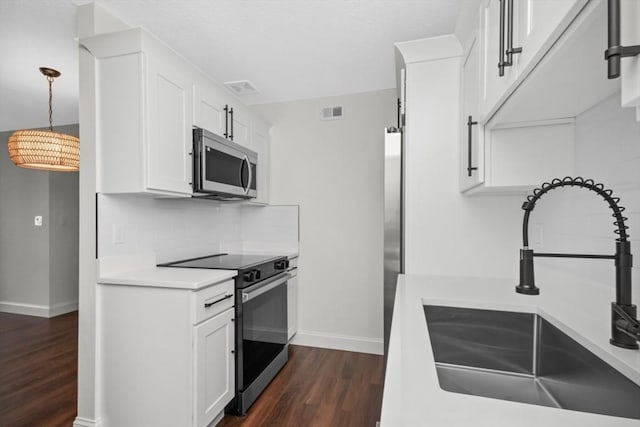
[158,253,283,271]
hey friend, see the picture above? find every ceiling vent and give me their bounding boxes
[223,80,259,95]
[321,106,344,120]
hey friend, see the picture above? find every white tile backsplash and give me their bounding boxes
[98,195,299,263]
[533,94,640,300]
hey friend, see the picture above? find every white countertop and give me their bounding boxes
[381,271,640,427]
[97,252,237,290]
[97,250,298,290]
[99,266,237,290]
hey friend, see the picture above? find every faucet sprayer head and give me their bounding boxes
[516,249,539,295]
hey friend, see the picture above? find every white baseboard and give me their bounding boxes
[73,417,103,427]
[0,300,78,318]
[49,301,79,317]
[291,329,383,355]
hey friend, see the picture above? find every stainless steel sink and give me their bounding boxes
[424,305,640,420]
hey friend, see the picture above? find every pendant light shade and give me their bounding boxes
[7,67,79,172]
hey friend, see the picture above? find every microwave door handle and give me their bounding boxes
[246,156,253,194]
[240,155,251,194]
[239,156,246,190]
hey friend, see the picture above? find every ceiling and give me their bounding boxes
[0,0,467,132]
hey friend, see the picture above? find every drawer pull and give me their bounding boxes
[204,294,233,308]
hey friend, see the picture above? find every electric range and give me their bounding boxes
[159,253,290,415]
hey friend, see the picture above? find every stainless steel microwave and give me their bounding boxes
[192,127,257,199]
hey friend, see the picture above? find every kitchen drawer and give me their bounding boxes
[192,279,235,325]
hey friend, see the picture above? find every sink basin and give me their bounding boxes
[424,305,640,420]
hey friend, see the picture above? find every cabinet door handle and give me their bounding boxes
[223,104,229,138]
[498,0,506,77]
[229,107,234,141]
[604,0,640,79]
[498,0,521,77]
[505,0,522,62]
[204,293,233,308]
[467,115,478,177]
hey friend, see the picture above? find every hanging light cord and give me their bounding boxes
[47,75,54,132]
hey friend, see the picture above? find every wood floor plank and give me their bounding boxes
[0,311,78,427]
[0,313,384,427]
[219,345,384,427]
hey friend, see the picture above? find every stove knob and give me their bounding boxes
[275,260,290,270]
[243,271,256,282]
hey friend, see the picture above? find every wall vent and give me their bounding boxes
[321,106,344,120]
[223,80,259,95]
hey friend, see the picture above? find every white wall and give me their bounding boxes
[254,89,396,355]
[403,56,523,280]
[0,124,79,317]
[530,94,640,302]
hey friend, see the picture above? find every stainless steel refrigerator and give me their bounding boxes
[383,126,403,356]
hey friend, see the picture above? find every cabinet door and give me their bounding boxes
[460,35,483,192]
[481,0,518,113]
[194,82,227,137]
[516,0,580,75]
[620,0,640,110]
[146,54,194,195]
[250,118,270,205]
[194,308,235,427]
[229,105,251,148]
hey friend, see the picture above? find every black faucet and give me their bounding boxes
[516,177,640,350]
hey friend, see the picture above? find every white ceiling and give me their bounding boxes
[0,0,466,132]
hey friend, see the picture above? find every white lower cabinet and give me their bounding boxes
[194,309,235,427]
[99,279,235,427]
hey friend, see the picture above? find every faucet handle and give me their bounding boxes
[516,249,539,295]
[611,303,640,349]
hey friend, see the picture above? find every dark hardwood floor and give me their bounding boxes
[0,311,78,427]
[219,345,384,427]
[0,312,384,427]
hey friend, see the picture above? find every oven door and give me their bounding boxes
[237,272,288,406]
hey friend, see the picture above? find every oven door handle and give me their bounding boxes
[242,273,290,303]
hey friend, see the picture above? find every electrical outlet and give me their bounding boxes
[34,216,43,226]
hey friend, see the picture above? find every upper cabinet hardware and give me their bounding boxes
[467,116,478,176]
[604,0,640,79]
[223,104,230,138]
[498,0,522,77]
[229,107,234,141]
[397,98,402,129]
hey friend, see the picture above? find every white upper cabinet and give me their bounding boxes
[515,0,582,74]
[83,28,194,196]
[229,104,252,148]
[620,0,640,115]
[480,0,587,121]
[194,79,228,138]
[146,53,194,195]
[250,117,271,205]
[481,0,518,116]
[83,27,273,202]
[460,34,484,192]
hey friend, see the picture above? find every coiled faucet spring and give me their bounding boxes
[521,176,629,246]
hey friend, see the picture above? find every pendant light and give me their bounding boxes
[7,67,79,172]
